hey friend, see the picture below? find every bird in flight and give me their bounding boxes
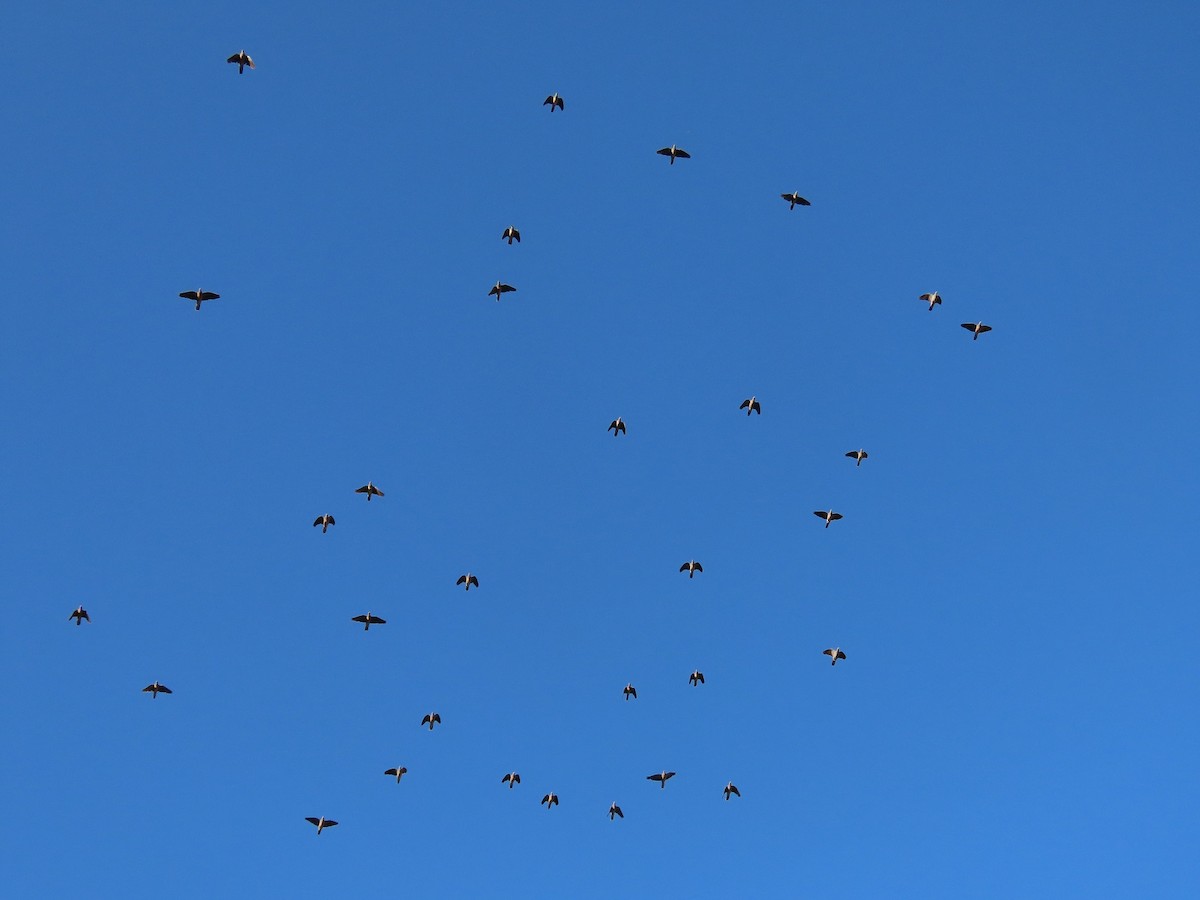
[351,612,386,631]
[724,782,741,801]
[227,50,254,74]
[305,816,337,835]
[313,514,335,534]
[781,191,811,210]
[813,509,843,529]
[502,772,521,789]
[69,606,90,625]
[456,573,479,591]
[543,92,564,111]
[421,712,442,731]
[179,289,219,311]
[740,396,762,416]
[384,766,408,784]
[961,321,992,340]
[689,670,705,686]
[608,417,626,436]
[920,291,942,311]
[355,482,384,501]
[608,803,624,820]
[845,449,869,467]
[488,282,517,301]
[823,647,847,666]
[647,771,676,789]
[680,560,703,578]
[502,226,521,245]
[142,681,172,699]
[657,144,691,165]
[541,792,559,809]
[623,683,637,701]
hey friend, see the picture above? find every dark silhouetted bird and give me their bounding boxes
[541,792,559,808]
[724,782,741,800]
[623,683,637,701]
[962,321,992,340]
[313,514,335,533]
[543,92,564,111]
[421,712,442,731]
[502,772,521,789]
[355,482,384,501]
[609,803,624,820]
[813,509,843,529]
[227,50,254,74]
[502,226,521,245]
[647,771,676,789]
[781,191,811,210]
[845,449,868,467]
[823,647,847,666]
[680,560,703,578]
[384,767,408,784]
[608,417,626,436]
[657,144,690,165]
[351,612,386,631]
[920,291,942,311]
[69,606,89,625]
[689,670,705,686]
[142,681,172,699]
[179,289,219,311]
[305,816,337,835]
[489,282,516,301]
[456,573,479,591]
[740,396,761,416]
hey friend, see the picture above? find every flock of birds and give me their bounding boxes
[70,53,996,835]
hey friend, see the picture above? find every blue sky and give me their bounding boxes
[3,1,1197,896]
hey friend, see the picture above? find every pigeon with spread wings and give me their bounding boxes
[845,449,868,467]
[502,772,521,789]
[384,767,408,784]
[680,560,703,579]
[227,50,254,74]
[689,670,705,686]
[740,396,761,416]
[488,282,516,301]
[543,92,564,111]
[541,792,559,808]
[313,514,335,534]
[609,803,624,820]
[502,226,521,245]
[179,289,219,311]
[355,482,384,501]
[920,291,942,311]
[657,144,690,165]
[781,191,811,210]
[421,712,442,731]
[305,816,337,835]
[69,606,89,625]
[823,647,847,666]
[724,782,741,800]
[813,509,843,529]
[608,417,626,436]
[623,683,637,701]
[142,681,172,699]
[456,573,479,591]
[647,771,676,789]
[962,321,992,340]
[351,612,386,631]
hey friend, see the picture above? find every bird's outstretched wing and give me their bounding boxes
[456,575,467,585]
[656,148,674,156]
[740,399,750,409]
[674,149,691,158]
[305,817,320,826]
[199,292,220,300]
[837,650,847,660]
[352,615,368,623]
[179,291,200,300]
[728,785,740,797]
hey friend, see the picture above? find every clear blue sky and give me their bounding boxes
[3,1,1197,896]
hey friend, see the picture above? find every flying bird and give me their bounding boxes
[313,514,335,534]
[384,767,408,784]
[608,803,624,820]
[502,226,521,245]
[227,50,254,74]
[823,647,847,666]
[608,417,626,436]
[69,606,89,625]
[421,712,442,731]
[488,282,517,301]
[656,144,691,165]
[845,449,869,467]
[142,681,172,699]
[647,771,676,789]
[920,291,942,311]
[962,321,992,340]
[623,683,637,701]
[541,792,559,808]
[680,560,703,579]
[355,482,384,501]
[502,772,521,789]
[305,816,337,835]
[689,669,705,686]
[740,396,762,416]
[456,573,479,591]
[351,612,386,631]
[781,191,811,210]
[813,509,843,529]
[724,782,741,800]
[543,92,564,111]
[179,289,219,311]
